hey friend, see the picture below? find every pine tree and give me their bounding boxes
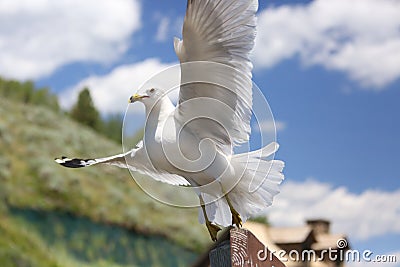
[70,88,101,131]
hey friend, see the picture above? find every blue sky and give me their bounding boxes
[1,0,399,264]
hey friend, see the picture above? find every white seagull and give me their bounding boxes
[56,0,284,241]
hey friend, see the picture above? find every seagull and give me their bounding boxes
[56,0,284,241]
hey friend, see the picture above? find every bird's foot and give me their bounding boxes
[222,191,242,228]
[231,208,242,228]
[206,221,221,242]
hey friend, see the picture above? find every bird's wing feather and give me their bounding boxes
[55,142,190,186]
[174,0,257,150]
[55,152,130,169]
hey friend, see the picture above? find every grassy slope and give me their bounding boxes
[0,213,61,267]
[0,98,211,264]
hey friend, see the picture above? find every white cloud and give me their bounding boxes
[254,0,400,89]
[60,58,178,114]
[154,13,183,43]
[253,120,287,134]
[267,179,400,241]
[0,0,141,80]
[155,17,170,42]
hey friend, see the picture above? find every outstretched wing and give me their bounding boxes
[55,152,130,169]
[55,142,190,186]
[55,141,143,169]
[174,0,257,151]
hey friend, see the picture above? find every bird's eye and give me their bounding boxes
[149,88,155,93]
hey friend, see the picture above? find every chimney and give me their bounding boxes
[306,219,330,235]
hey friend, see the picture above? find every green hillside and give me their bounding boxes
[0,98,211,267]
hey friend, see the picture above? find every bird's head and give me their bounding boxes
[129,88,160,104]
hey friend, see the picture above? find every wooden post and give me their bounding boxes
[209,228,286,267]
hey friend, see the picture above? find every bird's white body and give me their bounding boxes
[141,94,234,187]
[120,91,284,227]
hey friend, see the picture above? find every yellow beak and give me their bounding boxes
[129,94,148,103]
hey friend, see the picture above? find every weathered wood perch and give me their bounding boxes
[209,228,287,267]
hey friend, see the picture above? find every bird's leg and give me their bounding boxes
[199,195,221,241]
[220,185,242,228]
[226,194,242,227]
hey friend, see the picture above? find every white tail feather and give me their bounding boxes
[198,142,284,226]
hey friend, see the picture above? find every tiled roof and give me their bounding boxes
[312,233,349,250]
[268,225,313,244]
[244,221,349,250]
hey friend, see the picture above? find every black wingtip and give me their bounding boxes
[55,157,88,168]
